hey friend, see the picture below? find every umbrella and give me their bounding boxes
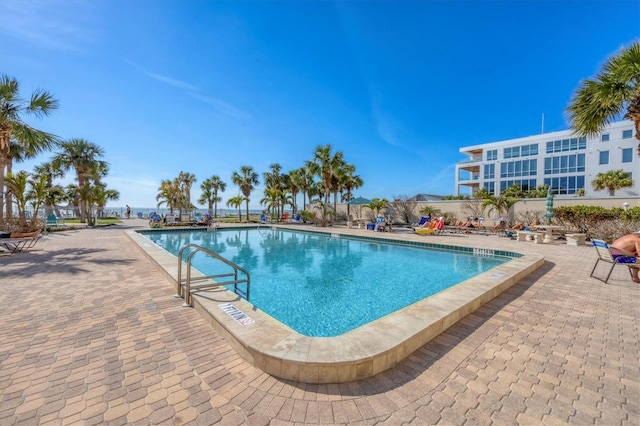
[494,216,508,223]
[544,187,554,223]
[347,197,372,205]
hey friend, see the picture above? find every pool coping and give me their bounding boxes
[127,226,544,384]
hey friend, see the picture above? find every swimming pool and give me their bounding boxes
[130,226,543,383]
[143,227,511,336]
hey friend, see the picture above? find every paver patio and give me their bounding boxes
[1,219,638,425]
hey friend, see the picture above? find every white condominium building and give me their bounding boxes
[456,120,639,198]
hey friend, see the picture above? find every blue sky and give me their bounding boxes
[1,0,639,210]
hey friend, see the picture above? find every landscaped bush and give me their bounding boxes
[553,206,640,242]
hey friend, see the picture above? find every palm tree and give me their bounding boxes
[199,175,226,218]
[178,171,196,214]
[481,195,520,225]
[260,187,280,219]
[157,179,181,214]
[566,40,640,156]
[231,165,259,222]
[338,164,363,218]
[592,169,634,196]
[33,161,64,216]
[297,164,315,212]
[5,170,30,225]
[367,198,389,217]
[263,163,285,218]
[52,139,107,223]
[226,195,245,222]
[0,74,60,220]
[89,184,119,218]
[309,145,344,206]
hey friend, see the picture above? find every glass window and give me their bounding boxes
[623,129,633,139]
[599,151,609,165]
[577,154,585,171]
[486,149,497,161]
[622,148,633,163]
[578,137,586,149]
[546,141,553,154]
[601,134,609,142]
[484,164,495,179]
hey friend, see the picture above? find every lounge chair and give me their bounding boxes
[589,239,638,283]
[415,217,444,235]
[1,230,43,254]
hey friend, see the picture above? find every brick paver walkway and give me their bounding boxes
[1,220,638,425]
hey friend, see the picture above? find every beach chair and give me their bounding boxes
[1,231,43,254]
[415,217,444,235]
[589,239,637,283]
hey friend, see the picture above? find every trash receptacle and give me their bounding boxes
[366,223,375,230]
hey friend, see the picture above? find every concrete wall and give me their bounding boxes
[332,197,639,225]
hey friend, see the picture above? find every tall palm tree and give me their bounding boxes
[592,169,634,196]
[199,175,226,217]
[287,169,302,214]
[566,40,640,156]
[308,145,344,206]
[231,165,259,222]
[297,164,315,212]
[337,163,363,218]
[178,171,196,214]
[52,139,107,223]
[0,74,60,219]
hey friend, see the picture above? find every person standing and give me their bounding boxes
[126,205,131,219]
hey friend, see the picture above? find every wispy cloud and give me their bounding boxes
[187,92,252,119]
[0,0,96,52]
[144,72,199,92]
[126,61,250,120]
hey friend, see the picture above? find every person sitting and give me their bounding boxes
[0,230,41,239]
[529,219,541,230]
[611,234,640,283]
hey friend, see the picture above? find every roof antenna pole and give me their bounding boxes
[541,113,545,134]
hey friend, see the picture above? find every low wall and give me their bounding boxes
[331,197,639,225]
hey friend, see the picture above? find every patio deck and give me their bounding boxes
[1,219,638,424]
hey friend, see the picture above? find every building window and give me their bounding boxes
[622,148,633,163]
[544,154,585,174]
[544,176,585,195]
[601,134,609,142]
[500,159,537,178]
[622,129,633,139]
[483,181,495,194]
[484,164,495,179]
[486,149,497,161]
[504,144,538,159]
[599,150,609,165]
[546,137,586,153]
[500,179,536,192]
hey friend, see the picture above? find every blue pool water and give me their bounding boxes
[142,228,511,337]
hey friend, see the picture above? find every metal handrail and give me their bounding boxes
[176,244,250,307]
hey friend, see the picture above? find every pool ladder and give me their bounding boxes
[175,243,250,307]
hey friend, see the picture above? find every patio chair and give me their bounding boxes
[46,213,64,227]
[589,239,637,283]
